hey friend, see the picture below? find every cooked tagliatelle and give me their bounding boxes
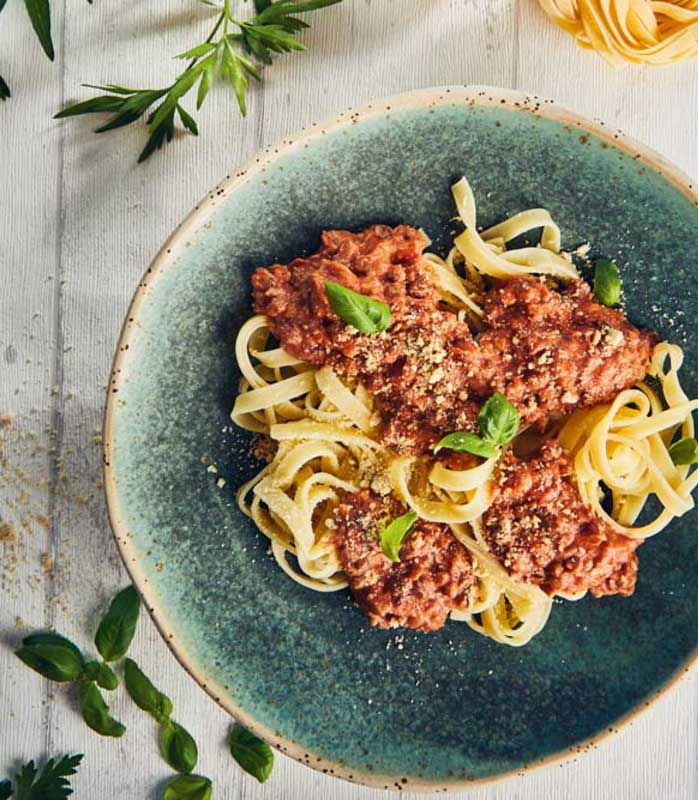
[230,175,697,647]
[538,0,698,67]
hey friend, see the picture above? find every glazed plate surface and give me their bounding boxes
[105,86,698,791]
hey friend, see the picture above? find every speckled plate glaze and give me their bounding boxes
[104,86,698,791]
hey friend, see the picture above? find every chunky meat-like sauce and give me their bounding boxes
[252,225,656,454]
[482,440,639,597]
[333,490,475,631]
[250,225,654,628]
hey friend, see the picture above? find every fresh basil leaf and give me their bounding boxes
[380,510,418,563]
[324,282,392,334]
[593,258,621,307]
[159,720,198,774]
[477,392,520,447]
[94,585,140,662]
[79,681,126,737]
[0,780,11,800]
[162,774,212,800]
[229,725,274,784]
[16,632,84,682]
[24,0,54,60]
[669,436,698,466]
[433,431,497,458]
[83,660,117,688]
[124,658,173,724]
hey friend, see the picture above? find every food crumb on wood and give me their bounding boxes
[0,522,17,543]
[40,552,54,574]
[0,414,13,428]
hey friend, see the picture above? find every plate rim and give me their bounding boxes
[103,84,698,792]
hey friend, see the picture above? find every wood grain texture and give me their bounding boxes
[1,1,698,797]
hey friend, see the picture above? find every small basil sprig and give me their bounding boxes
[593,258,622,306]
[124,658,198,775]
[124,658,173,724]
[95,584,141,661]
[14,585,140,738]
[229,725,274,784]
[380,510,418,563]
[1,754,83,800]
[324,282,392,334]
[434,392,520,458]
[669,436,698,466]
[162,774,213,800]
[79,681,126,738]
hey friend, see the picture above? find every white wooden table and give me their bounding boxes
[2,1,698,797]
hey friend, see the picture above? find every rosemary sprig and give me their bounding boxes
[54,0,342,162]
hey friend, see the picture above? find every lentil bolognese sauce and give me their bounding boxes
[231,176,698,646]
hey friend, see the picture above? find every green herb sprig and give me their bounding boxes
[434,392,520,459]
[15,585,140,737]
[324,282,392,334]
[380,510,418,563]
[0,754,83,800]
[54,0,342,162]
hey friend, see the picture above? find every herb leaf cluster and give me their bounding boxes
[53,0,342,161]
[434,392,521,458]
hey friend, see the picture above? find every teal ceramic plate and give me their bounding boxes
[104,86,698,791]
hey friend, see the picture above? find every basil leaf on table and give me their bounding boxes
[79,681,126,737]
[15,632,84,682]
[380,510,418,563]
[433,431,498,458]
[668,436,698,466]
[476,392,520,447]
[83,660,119,690]
[23,0,54,60]
[229,725,274,784]
[160,720,198,774]
[593,258,622,307]
[162,774,213,800]
[324,282,392,334]
[95,585,141,662]
[124,657,173,724]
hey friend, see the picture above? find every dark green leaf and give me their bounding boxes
[255,0,342,23]
[54,95,126,118]
[253,0,272,11]
[324,282,392,334]
[593,258,621,307]
[0,780,11,800]
[138,123,169,163]
[241,23,305,54]
[177,105,199,135]
[24,0,54,60]
[380,511,418,563]
[477,392,520,447]
[96,662,118,690]
[669,436,698,466]
[162,774,212,800]
[0,75,10,101]
[229,725,274,784]
[433,432,497,458]
[14,762,37,799]
[94,585,140,662]
[83,83,139,94]
[94,110,142,133]
[16,632,84,682]
[0,0,8,14]
[124,658,173,724]
[160,720,198,774]
[79,681,126,737]
[15,754,83,800]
